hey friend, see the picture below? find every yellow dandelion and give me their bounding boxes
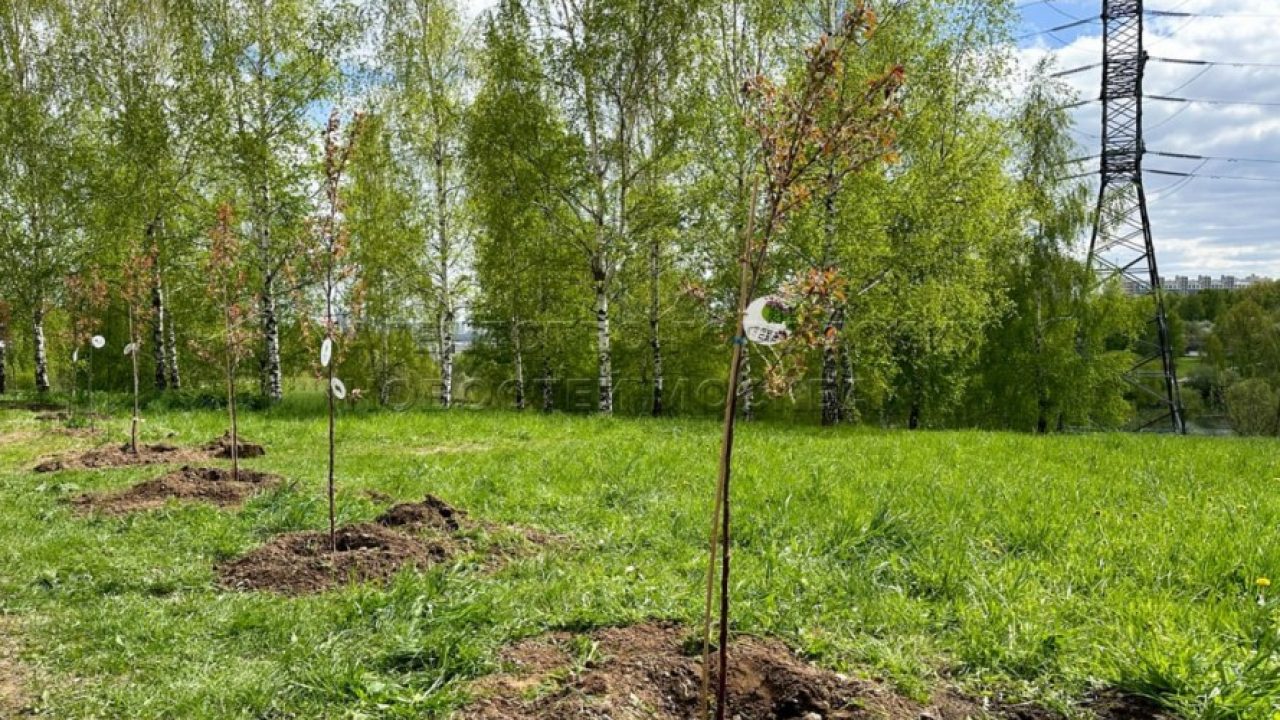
[1257,577,1271,589]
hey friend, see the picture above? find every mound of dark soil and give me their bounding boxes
[219,495,557,595]
[466,622,1000,720]
[34,442,205,472]
[71,465,282,514]
[376,494,465,532]
[466,624,1167,720]
[217,524,451,595]
[205,432,266,459]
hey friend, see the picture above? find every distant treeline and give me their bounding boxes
[0,0,1234,431]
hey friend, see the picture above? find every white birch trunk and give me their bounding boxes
[541,357,553,413]
[438,306,454,408]
[151,281,167,391]
[649,239,664,416]
[33,305,49,393]
[592,258,613,414]
[255,180,282,402]
[512,319,525,411]
[838,340,855,422]
[432,136,455,410]
[166,321,181,390]
[259,281,282,401]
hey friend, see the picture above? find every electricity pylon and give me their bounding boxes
[1086,0,1186,433]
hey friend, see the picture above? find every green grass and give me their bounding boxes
[2,398,1280,718]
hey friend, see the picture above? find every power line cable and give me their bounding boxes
[1146,168,1280,184]
[1163,65,1213,95]
[1015,17,1098,41]
[1148,94,1280,108]
[1148,159,1209,203]
[1042,1,1086,22]
[1148,150,1280,166]
[1145,102,1193,133]
[1052,63,1102,77]
[1151,57,1280,70]
[1147,10,1280,19]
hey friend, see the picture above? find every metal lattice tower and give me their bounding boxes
[1086,0,1186,433]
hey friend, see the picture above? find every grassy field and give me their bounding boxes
[1,398,1279,718]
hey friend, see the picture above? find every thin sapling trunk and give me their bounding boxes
[225,303,240,482]
[128,306,141,454]
[696,12,904,717]
[208,205,250,485]
[316,111,362,554]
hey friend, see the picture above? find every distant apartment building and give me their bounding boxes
[1146,274,1269,295]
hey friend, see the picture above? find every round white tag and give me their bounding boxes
[321,337,333,367]
[91,335,106,349]
[743,296,791,346]
[331,377,347,400]
[123,342,137,355]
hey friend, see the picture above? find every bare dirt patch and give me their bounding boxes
[33,434,264,472]
[0,430,40,447]
[464,624,1164,720]
[218,495,555,595]
[70,465,283,514]
[204,432,266,459]
[1080,690,1175,720]
[0,617,33,717]
[463,622,1003,720]
[377,494,466,532]
[217,523,452,595]
[378,494,566,554]
[33,442,207,472]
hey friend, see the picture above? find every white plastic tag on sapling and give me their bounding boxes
[321,337,333,367]
[331,377,347,400]
[743,295,791,346]
[91,335,106,349]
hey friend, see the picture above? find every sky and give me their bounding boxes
[458,0,1280,278]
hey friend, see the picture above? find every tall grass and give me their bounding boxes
[1,398,1278,717]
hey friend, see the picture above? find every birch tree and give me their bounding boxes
[468,0,583,412]
[529,0,699,414]
[0,0,84,394]
[201,0,353,402]
[345,112,423,406]
[380,0,471,409]
[684,0,790,420]
[85,0,212,393]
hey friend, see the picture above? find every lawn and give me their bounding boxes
[1,398,1278,718]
